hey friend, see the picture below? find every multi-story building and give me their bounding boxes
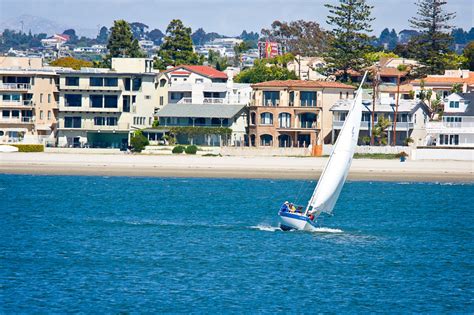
[248,80,355,147]
[0,57,58,144]
[331,98,430,146]
[56,58,158,148]
[287,56,327,81]
[412,70,474,99]
[425,92,474,147]
[152,65,251,146]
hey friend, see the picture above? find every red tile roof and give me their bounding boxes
[251,80,356,89]
[412,72,474,85]
[165,65,227,79]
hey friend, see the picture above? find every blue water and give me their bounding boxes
[1,174,473,313]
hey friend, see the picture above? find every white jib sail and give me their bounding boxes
[307,72,367,216]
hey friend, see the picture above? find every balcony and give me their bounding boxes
[203,97,224,104]
[332,120,414,130]
[0,100,35,108]
[0,83,31,90]
[0,116,34,124]
[177,97,192,104]
[426,121,474,133]
[59,121,129,130]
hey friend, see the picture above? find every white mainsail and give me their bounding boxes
[307,72,367,217]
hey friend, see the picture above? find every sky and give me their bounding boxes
[0,0,473,37]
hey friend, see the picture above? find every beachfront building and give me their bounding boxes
[412,70,474,99]
[425,93,474,147]
[248,80,355,147]
[0,57,59,144]
[331,98,430,146]
[151,65,251,146]
[56,58,158,148]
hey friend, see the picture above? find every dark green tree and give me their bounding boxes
[409,0,456,74]
[62,29,78,43]
[130,130,149,153]
[96,26,109,44]
[107,20,134,57]
[234,58,298,83]
[463,41,474,70]
[155,19,203,69]
[324,0,375,81]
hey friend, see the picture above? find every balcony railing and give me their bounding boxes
[426,121,474,131]
[0,100,34,107]
[299,121,318,129]
[0,116,34,124]
[332,120,414,130]
[177,97,193,104]
[0,83,31,90]
[203,97,224,104]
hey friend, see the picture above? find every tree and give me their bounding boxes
[409,0,456,74]
[234,58,298,83]
[377,28,398,50]
[129,39,146,58]
[107,20,134,57]
[191,28,222,45]
[155,19,203,69]
[463,41,474,70]
[130,130,149,153]
[62,29,78,43]
[49,57,93,70]
[261,20,329,56]
[324,0,375,81]
[365,51,399,64]
[96,26,109,44]
[373,115,391,145]
[451,83,462,94]
[207,50,228,70]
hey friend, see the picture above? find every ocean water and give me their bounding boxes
[1,174,473,313]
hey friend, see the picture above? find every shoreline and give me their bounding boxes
[1,153,473,182]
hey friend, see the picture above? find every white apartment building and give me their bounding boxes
[331,98,430,146]
[425,93,474,147]
[56,58,159,148]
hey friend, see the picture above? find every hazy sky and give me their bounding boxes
[0,0,473,37]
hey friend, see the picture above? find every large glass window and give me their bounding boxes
[65,117,81,128]
[449,101,459,108]
[104,95,118,108]
[90,95,103,108]
[65,77,79,86]
[90,77,104,86]
[94,117,105,125]
[300,91,317,107]
[104,77,118,87]
[124,78,131,91]
[107,117,118,126]
[132,78,142,91]
[278,113,291,128]
[299,113,317,128]
[260,112,273,125]
[64,94,82,107]
[263,91,280,106]
[2,94,21,101]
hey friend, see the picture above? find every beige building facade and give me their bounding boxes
[249,80,355,148]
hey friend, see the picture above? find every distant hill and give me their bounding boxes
[0,14,96,37]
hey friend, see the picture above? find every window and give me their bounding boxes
[160,79,167,87]
[289,91,295,106]
[250,112,256,125]
[339,112,347,121]
[94,117,105,125]
[195,78,203,84]
[40,93,43,103]
[279,113,291,128]
[107,117,117,126]
[2,94,20,101]
[65,77,79,86]
[145,95,151,100]
[90,95,103,108]
[48,94,51,103]
[2,110,9,118]
[64,94,82,107]
[64,116,81,128]
[123,96,130,112]
[132,78,142,91]
[263,91,279,106]
[124,78,131,91]
[449,101,459,108]
[104,95,118,108]
[104,77,118,87]
[40,110,44,119]
[439,134,459,145]
[90,77,104,86]
[159,96,164,106]
[11,110,19,117]
[300,91,317,107]
[362,113,371,122]
[48,111,51,120]
[260,112,273,125]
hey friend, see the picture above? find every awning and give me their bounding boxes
[36,124,52,131]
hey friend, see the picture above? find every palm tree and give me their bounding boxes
[373,115,391,145]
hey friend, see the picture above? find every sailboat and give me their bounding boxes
[278,72,367,231]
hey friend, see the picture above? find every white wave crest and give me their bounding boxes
[311,227,343,233]
[250,224,281,232]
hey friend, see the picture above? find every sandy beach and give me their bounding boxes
[1,152,473,182]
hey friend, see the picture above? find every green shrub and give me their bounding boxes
[172,145,185,154]
[185,145,198,155]
[130,131,149,153]
[11,144,44,152]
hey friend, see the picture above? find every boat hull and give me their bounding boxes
[278,211,319,231]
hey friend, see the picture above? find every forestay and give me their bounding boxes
[306,72,367,217]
